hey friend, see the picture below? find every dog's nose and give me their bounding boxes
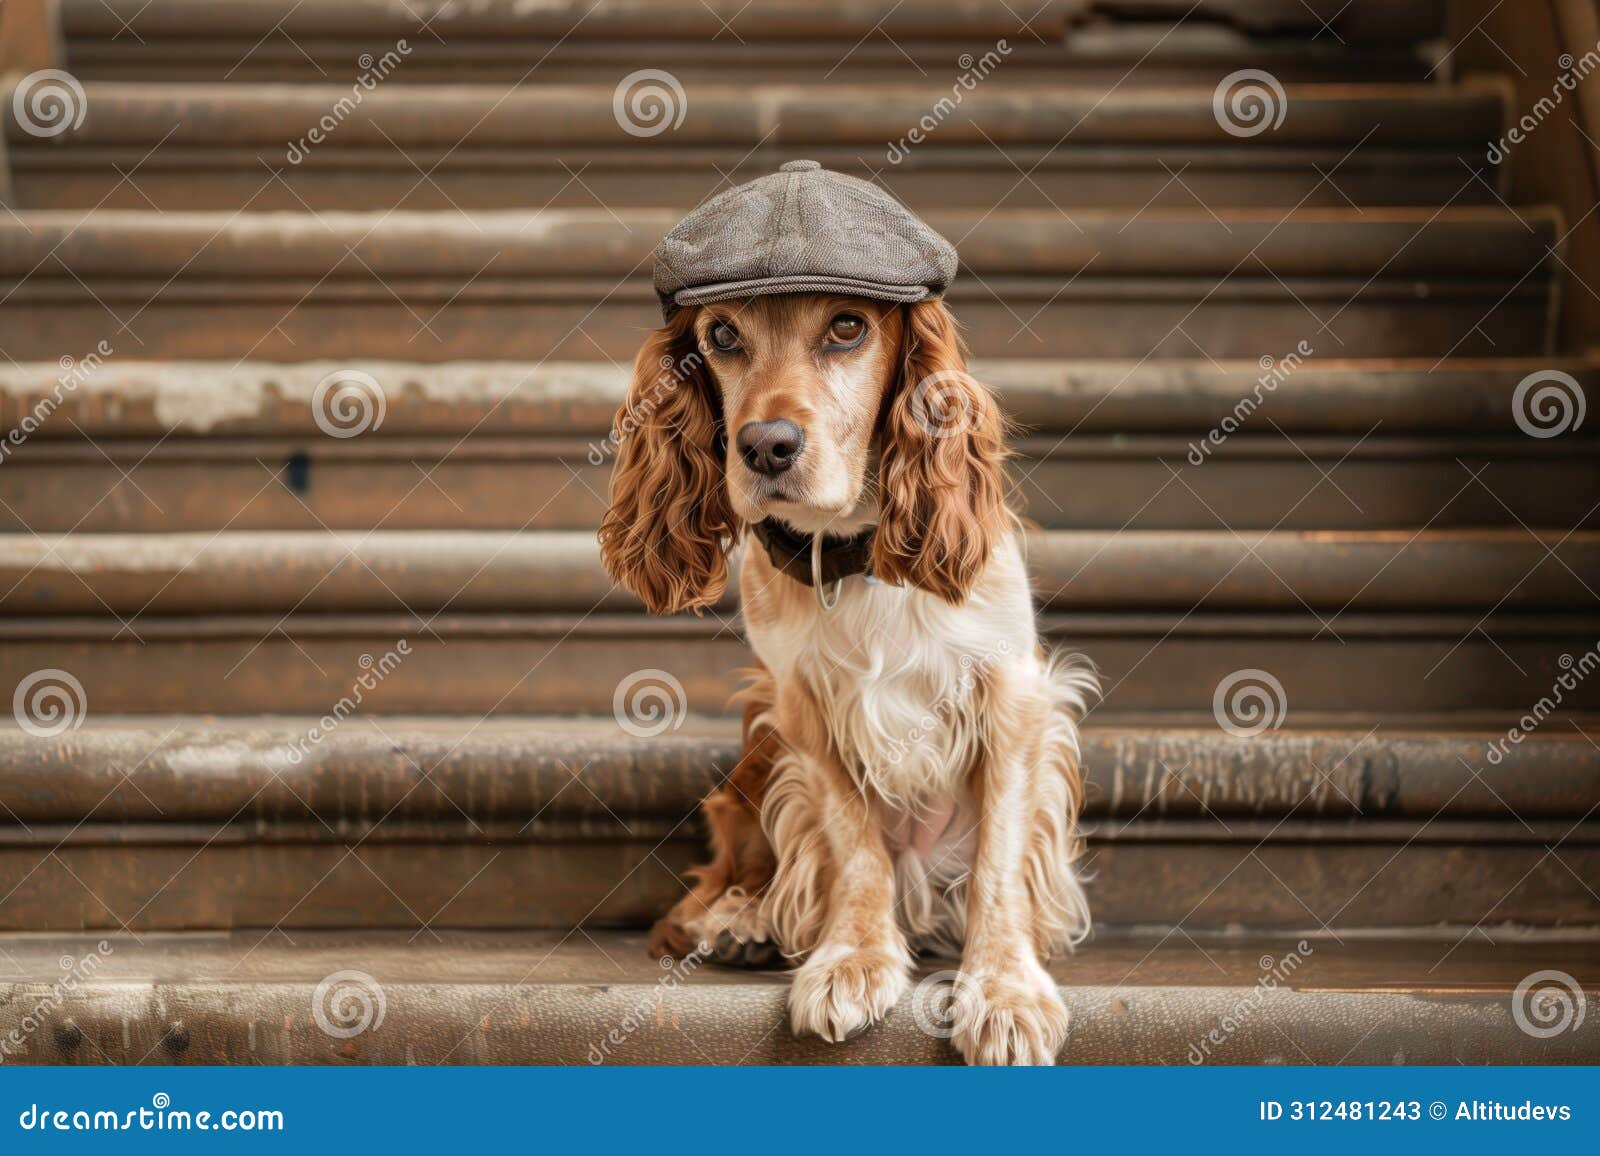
[737,419,804,476]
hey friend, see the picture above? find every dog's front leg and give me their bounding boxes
[778,687,911,1043]
[952,670,1072,1065]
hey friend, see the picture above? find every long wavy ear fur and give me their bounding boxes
[871,299,1009,604]
[597,310,733,615]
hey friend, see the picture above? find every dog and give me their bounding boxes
[598,292,1097,1065]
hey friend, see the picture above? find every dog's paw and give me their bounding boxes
[682,888,781,969]
[647,912,693,960]
[949,963,1069,1066]
[712,929,783,969]
[789,945,910,1043]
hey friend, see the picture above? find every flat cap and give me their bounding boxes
[653,159,958,320]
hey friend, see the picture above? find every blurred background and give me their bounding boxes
[0,0,1595,1065]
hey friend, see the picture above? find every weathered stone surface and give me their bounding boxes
[0,929,1593,1065]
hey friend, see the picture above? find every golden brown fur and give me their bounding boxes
[602,296,1095,1065]
[871,298,1009,603]
[597,310,734,616]
[647,668,778,961]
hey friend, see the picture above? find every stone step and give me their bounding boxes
[11,357,1596,439]
[0,209,1561,360]
[7,433,1593,533]
[1,929,1593,1065]
[0,715,1594,933]
[3,358,1595,533]
[3,530,1597,616]
[56,0,1450,85]
[6,713,1595,824]
[1,611,1596,717]
[7,82,1510,210]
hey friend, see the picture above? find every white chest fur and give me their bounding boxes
[741,533,1039,809]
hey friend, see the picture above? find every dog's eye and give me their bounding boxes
[827,314,865,347]
[708,322,741,353]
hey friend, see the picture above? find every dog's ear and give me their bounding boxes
[598,312,733,615]
[872,299,1009,604]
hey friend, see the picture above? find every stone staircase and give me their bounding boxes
[0,0,1596,1065]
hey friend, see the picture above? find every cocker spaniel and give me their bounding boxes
[599,292,1096,1065]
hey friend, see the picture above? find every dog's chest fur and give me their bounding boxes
[740,533,1037,809]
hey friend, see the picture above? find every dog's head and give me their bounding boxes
[598,295,1008,614]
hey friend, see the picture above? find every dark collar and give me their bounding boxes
[749,518,875,588]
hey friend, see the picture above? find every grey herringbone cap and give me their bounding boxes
[653,160,958,319]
